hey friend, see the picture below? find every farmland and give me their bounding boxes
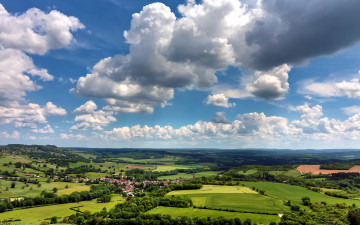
[167,185,286,214]
[240,181,360,206]
[0,195,124,225]
[2,145,360,224]
[0,180,90,198]
[147,206,281,224]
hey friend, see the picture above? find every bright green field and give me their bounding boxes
[237,169,258,175]
[167,185,285,214]
[153,164,203,172]
[85,172,109,179]
[0,195,124,225]
[0,180,90,198]
[168,185,257,195]
[241,182,360,206]
[147,206,281,224]
[158,171,220,180]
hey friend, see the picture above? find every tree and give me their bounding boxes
[53,187,58,193]
[97,194,111,203]
[348,208,360,225]
[50,216,58,224]
[302,197,311,206]
[10,182,15,188]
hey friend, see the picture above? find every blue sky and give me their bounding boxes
[1,0,360,149]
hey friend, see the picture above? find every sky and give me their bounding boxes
[1,0,360,149]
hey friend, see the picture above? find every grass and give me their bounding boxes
[0,180,90,198]
[72,151,97,159]
[118,155,181,164]
[158,171,220,180]
[147,206,281,224]
[153,164,205,172]
[269,169,301,177]
[85,172,108,179]
[237,169,258,175]
[203,193,285,214]
[168,185,257,195]
[0,195,124,225]
[241,182,360,206]
[167,185,286,214]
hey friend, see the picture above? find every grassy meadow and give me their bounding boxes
[241,182,360,206]
[0,195,124,225]
[147,206,281,224]
[167,185,286,214]
[0,180,89,198]
[158,171,220,180]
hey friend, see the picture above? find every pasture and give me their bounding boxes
[147,206,281,224]
[153,164,205,172]
[237,169,258,175]
[167,185,286,214]
[241,182,360,206]
[158,171,220,180]
[0,180,90,198]
[0,195,124,225]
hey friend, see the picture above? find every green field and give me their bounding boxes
[118,155,181,164]
[0,195,124,225]
[153,164,204,172]
[158,171,220,180]
[168,185,257,195]
[147,206,281,224]
[237,169,258,175]
[167,185,286,214]
[241,182,360,206]
[0,180,90,198]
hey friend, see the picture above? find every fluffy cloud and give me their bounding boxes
[73,100,97,114]
[342,106,360,116]
[212,112,230,124]
[71,101,116,130]
[0,4,84,54]
[60,133,87,140]
[103,111,289,141]
[32,125,54,134]
[73,0,360,111]
[247,64,291,100]
[0,102,67,129]
[0,4,82,133]
[99,103,360,148]
[245,0,360,69]
[299,77,360,98]
[0,48,53,105]
[206,94,235,108]
[1,131,20,139]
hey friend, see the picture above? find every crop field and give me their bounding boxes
[241,182,360,206]
[167,185,286,214]
[85,172,109,179]
[0,195,124,225]
[158,171,220,180]
[168,185,257,195]
[125,164,154,170]
[153,164,204,172]
[147,206,281,224]
[0,180,90,198]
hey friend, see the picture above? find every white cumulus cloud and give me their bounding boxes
[206,94,235,108]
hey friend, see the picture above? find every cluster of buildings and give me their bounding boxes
[98,177,189,194]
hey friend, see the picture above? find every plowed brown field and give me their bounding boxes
[297,165,360,175]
